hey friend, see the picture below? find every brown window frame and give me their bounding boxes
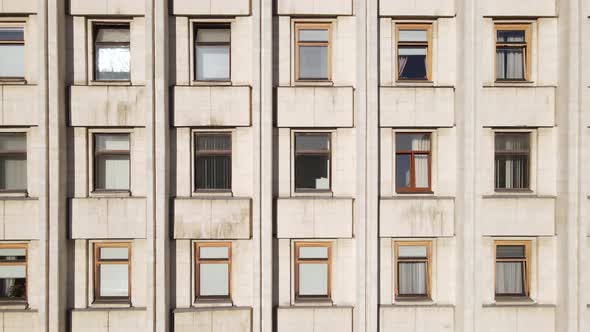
[395,132,432,193]
[194,242,232,301]
[0,24,25,80]
[494,240,531,299]
[294,132,332,193]
[394,241,432,300]
[0,243,27,303]
[395,23,432,82]
[294,241,332,302]
[0,132,27,193]
[93,23,131,82]
[294,22,332,82]
[193,132,232,193]
[494,24,531,82]
[93,242,131,303]
[193,24,232,83]
[92,133,131,193]
[494,132,530,192]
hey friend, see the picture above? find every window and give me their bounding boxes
[195,242,231,300]
[94,134,130,192]
[495,24,530,81]
[294,242,331,301]
[395,242,431,299]
[0,244,27,301]
[295,23,331,81]
[396,24,431,81]
[495,241,530,298]
[396,133,431,193]
[94,24,130,81]
[495,133,529,191]
[194,133,232,191]
[0,133,26,192]
[0,26,24,79]
[294,132,331,192]
[195,25,230,82]
[93,243,131,302]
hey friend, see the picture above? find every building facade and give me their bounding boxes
[0,0,586,331]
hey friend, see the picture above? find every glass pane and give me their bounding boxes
[196,45,230,81]
[495,155,529,189]
[100,247,129,260]
[96,155,130,190]
[299,263,328,296]
[398,29,427,42]
[398,245,427,258]
[395,154,410,189]
[95,134,129,151]
[299,29,329,42]
[196,134,231,152]
[0,45,24,78]
[398,47,427,80]
[0,265,25,278]
[0,249,25,262]
[396,133,430,151]
[96,27,130,43]
[398,262,427,295]
[496,262,524,295]
[496,48,524,80]
[196,28,230,43]
[414,155,429,188]
[99,264,129,297]
[0,156,27,190]
[295,155,329,190]
[495,133,529,152]
[295,134,330,152]
[496,245,525,258]
[199,246,229,259]
[299,46,328,80]
[0,28,24,41]
[195,155,231,190]
[199,263,229,296]
[299,246,329,259]
[497,30,525,43]
[0,276,25,299]
[0,133,26,152]
[96,46,130,80]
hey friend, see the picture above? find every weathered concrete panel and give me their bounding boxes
[277,0,352,15]
[174,308,252,332]
[70,197,146,239]
[0,85,38,126]
[172,0,251,16]
[380,305,454,332]
[379,0,454,16]
[276,87,354,128]
[277,307,353,332]
[379,197,454,237]
[173,198,251,239]
[481,196,555,236]
[380,87,454,127]
[480,306,555,332]
[480,0,556,17]
[480,87,555,127]
[173,86,251,127]
[1,311,39,332]
[70,86,146,127]
[69,0,144,15]
[3,199,39,240]
[276,198,354,238]
[0,0,36,13]
[70,309,147,332]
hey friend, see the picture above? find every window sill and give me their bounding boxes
[292,80,334,87]
[91,300,131,308]
[292,190,333,198]
[0,78,27,85]
[192,190,233,198]
[0,191,28,198]
[395,190,434,195]
[485,297,537,307]
[0,300,27,310]
[484,81,536,88]
[395,80,434,85]
[89,80,132,86]
[191,80,232,86]
[293,298,333,306]
[193,299,233,308]
[392,298,434,306]
[90,190,132,198]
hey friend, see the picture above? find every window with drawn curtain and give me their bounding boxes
[94,24,130,81]
[397,25,431,81]
[495,133,529,191]
[194,133,232,191]
[94,134,130,191]
[0,133,27,192]
[195,25,230,81]
[0,27,25,79]
[396,133,431,193]
[0,245,27,301]
[495,25,529,81]
[495,242,529,298]
[396,242,430,299]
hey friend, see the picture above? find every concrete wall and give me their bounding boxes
[171,0,251,16]
[276,198,354,238]
[173,198,251,239]
[174,308,252,332]
[277,306,353,332]
[69,0,145,16]
[276,87,354,128]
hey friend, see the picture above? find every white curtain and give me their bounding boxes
[397,56,408,78]
[411,135,430,188]
[196,45,230,81]
[496,49,524,80]
[398,262,426,295]
[496,262,524,295]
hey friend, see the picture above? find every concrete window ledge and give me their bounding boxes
[384,302,453,308]
[173,307,252,332]
[174,306,251,313]
[482,194,556,199]
[382,195,455,200]
[70,307,147,312]
[482,302,556,308]
[480,195,555,236]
